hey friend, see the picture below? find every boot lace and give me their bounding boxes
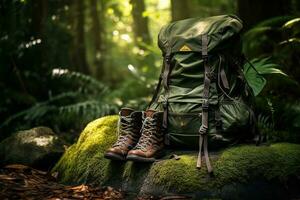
[134,117,157,151]
[113,116,134,147]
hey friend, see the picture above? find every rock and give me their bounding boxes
[0,127,65,170]
[53,116,300,199]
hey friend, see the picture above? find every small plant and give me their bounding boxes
[243,57,287,96]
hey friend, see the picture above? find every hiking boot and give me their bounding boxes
[127,110,164,162]
[104,108,142,161]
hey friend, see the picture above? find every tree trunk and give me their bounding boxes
[90,0,105,79]
[130,0,154,69]
[130,0,152,46]
[171,0,190,22]
[31,0,47,37]
[71,0,89,74]
[237,0,292,30]
[31,0,48,70]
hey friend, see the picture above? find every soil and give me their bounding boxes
[0,164,190,200]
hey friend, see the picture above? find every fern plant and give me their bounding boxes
[257,114,274,141]
[1,71,119,137]
[242,16,297,58]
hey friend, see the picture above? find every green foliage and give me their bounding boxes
[257,114,274,139]
[243,57,287,96]
[1,71,119,139]
[243,16,300,81]
[274,102,300,142]
[0,0,75,135]
[242,17,300,99]
[282,17,300,37]
[255,16,295,28]
[243,16,300,143]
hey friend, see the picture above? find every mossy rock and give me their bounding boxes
[0,127,65,170]
[53,116,300,199]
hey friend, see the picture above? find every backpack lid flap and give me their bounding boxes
[158,15,243,54]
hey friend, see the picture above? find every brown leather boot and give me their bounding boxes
[104,108,142,161]
[127,110,164,162]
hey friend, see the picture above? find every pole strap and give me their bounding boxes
[197,34,213,173]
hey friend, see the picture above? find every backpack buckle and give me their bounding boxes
[202,99,209,111]
[165,56,170,64]
[162,101,168,109]
[205,71,215,80]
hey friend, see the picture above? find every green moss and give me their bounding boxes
[52,115,119,184]
[147,153,214,192]
[146,143,300,193]
[214,143,300,185]
[53,115,300,194]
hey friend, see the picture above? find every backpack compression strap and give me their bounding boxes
[197,34,213,173]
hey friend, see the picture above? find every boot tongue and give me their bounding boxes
[120,108,134,116]
[145,110,156,118]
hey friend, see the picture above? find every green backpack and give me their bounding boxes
[149,15,257,172]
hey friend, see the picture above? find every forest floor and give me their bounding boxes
[0,164,190,200]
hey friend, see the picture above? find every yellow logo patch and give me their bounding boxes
[179,45,192,52]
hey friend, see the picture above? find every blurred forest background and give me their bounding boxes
[1,0,300,143]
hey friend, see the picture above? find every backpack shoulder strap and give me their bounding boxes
[147,68,164,108]
[162,50,172,132]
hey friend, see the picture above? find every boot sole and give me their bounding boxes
[126,151,165,163]
[126,154,156,162]
[104,152,126,161]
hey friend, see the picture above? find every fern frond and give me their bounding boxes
[257,114,275,132]
[1,72,118,134]
[53,71,108,95]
